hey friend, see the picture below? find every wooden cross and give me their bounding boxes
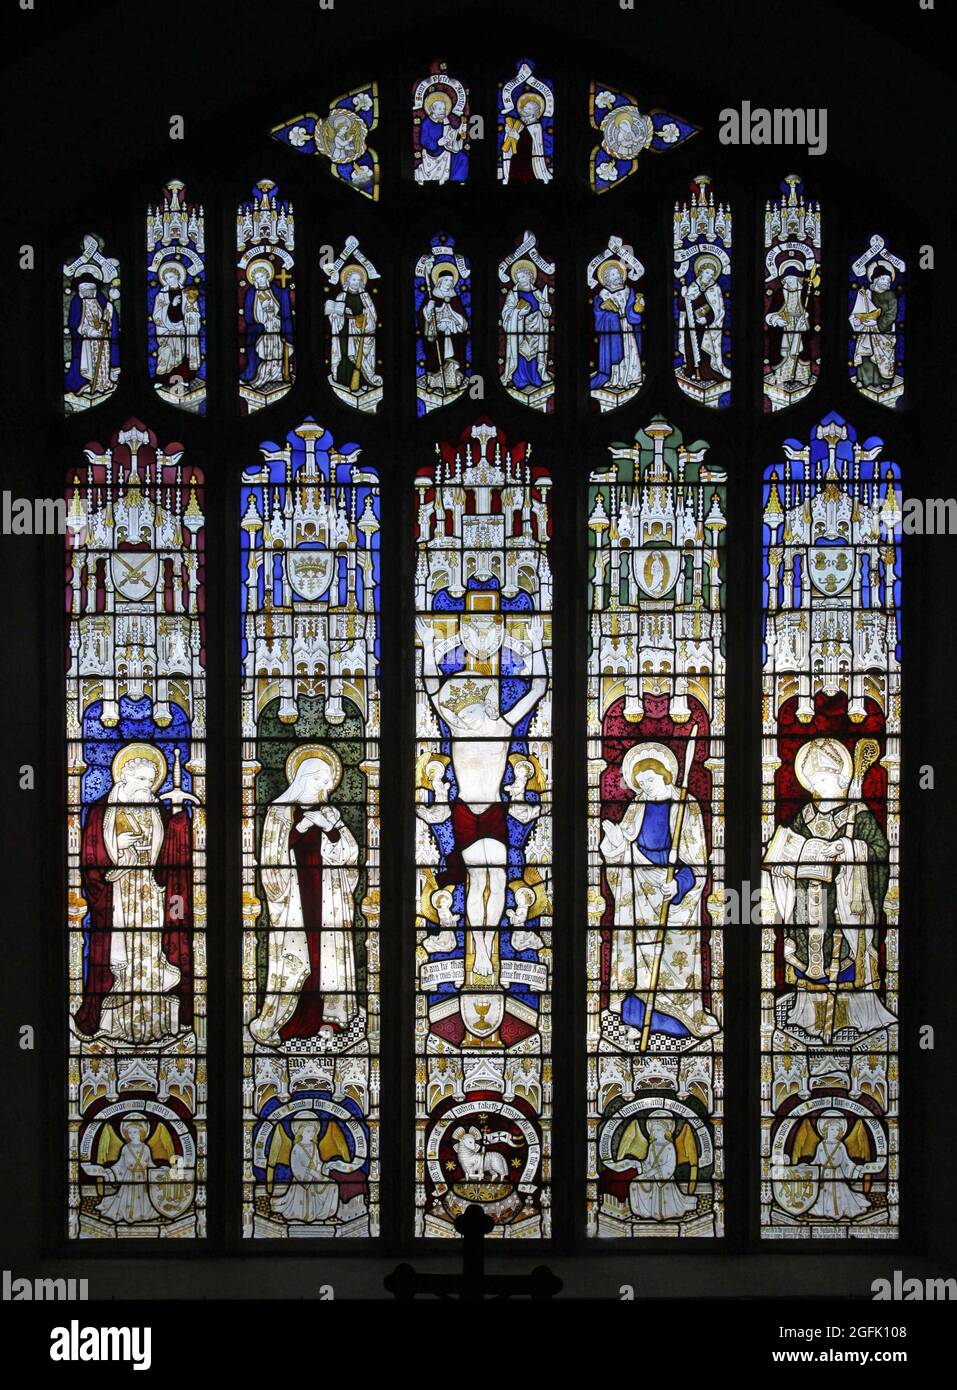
[384,1204,562,1300]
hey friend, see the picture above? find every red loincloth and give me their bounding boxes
[437,801,509,888]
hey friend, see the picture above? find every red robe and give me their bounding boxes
[278,807,344,1041]
[75,799,193,1037]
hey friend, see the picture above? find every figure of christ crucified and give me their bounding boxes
[417,615,549,982]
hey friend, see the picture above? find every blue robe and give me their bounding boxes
[619,801,694,1037]
[590,286,642,389]
[241,285,293,383]
[65,289,120,393]
[420,116,468,182]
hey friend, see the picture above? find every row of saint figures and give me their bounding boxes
[64,415,899,1242]
[270,64,698,199]
[63,176,905,419]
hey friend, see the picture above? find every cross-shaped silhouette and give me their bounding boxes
[384,1204,562,1300]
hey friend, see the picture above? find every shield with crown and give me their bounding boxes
[286,547,335,601]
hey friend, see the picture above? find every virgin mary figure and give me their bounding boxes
[248,745,360,1046]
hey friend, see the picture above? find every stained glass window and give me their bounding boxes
[40,36,930,1282]
[414,423,552,1238]
[272,83,380,200]
[674,176,731,408]
[763,174,821,413]
[147,180,206,415]
[237,180,296,415]
[415,233,471,415]
[849,236,906,408]
[498,61,553,185]
[323,238,383,414]
[588,81,697,193]
[63,234,121,414]
[67,423,206,1238]
[588,236,645,413]
[587,419,726,1237]
[760,415,900,1238]
[413,62,470,185]
[499,231,555,413]
[241,420,380,1238]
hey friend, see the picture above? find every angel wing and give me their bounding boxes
[844,1119,873,1163]
[95,1122,123,1168]
[674,1122,699,1194]
[266,1122,293,1195]
[791,1117,820,1164]
[615,1117,649,1163]
[148,1122,176,1164]
[319,1120,351,1165]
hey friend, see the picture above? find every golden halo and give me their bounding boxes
[317,109,367,160]
[507,867,550,919]
[430,261,459,286]
[509,257,538,284]
[424,88,454,115]
[158,259,187,286]
[621,741,679,792]
[794,737,852,793]
[340,262,368,286]
[246,257,275,286]
[693,252,722,279]
[508,752,545,793]
[284,743,344,790]
[597,257,627,285]
[111,742,168,793]
[516,92,544,117]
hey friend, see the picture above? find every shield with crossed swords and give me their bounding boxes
[110,549,160,601]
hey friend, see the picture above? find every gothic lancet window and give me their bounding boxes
[42,23,930,1284]
[66,426,207,1238]
[241,421,381,1238]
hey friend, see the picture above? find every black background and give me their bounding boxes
[0,0,954,1330]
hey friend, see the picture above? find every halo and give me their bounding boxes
[246,257,275,286]
[508,867,549,918]
[516,92,544,117]
[508,752,545,792]
[119,1112,150,1139]
[794,737,853,793]
[868,260,895,282]
[317,109,366,159]
[430,261,459,286]
[284,743,344,790]
[778,257,805,278]
[647,1112,677,1135]
[158,259,187,286]
[509,257,538,284]
[621,741,679,791]
[424,86,454,114]
[340,262,368,286]
[597,257,626,285]
[111,742,168,793]
[693,252,722,279]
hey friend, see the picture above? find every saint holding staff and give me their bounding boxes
[600,734,719,1045]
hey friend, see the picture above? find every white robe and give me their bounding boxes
[250,803,359,1042]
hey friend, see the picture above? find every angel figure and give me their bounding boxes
[604,1112,699,1222]
[267,1112,367,1226]
[95,1113,180,1225]
[268,1116,342,1224]
[791,1111,873,1222]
